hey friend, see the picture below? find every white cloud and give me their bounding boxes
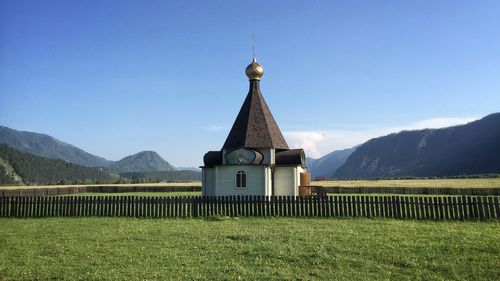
[284,116,477,159]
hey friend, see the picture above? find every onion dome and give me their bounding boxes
[223,57,289,150]
[245,58,264,80]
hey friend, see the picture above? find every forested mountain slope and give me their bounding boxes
[0,144,118,185]
[334,113,500,178]
[0,126,111,167]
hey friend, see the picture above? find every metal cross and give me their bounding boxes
[251,33,257,59]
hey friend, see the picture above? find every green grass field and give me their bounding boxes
[0,218,498,280]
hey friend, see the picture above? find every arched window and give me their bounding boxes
[235,170,246,188]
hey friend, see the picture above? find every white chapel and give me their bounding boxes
[201,57,308,196]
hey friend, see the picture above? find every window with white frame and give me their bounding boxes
[235,170,246,188]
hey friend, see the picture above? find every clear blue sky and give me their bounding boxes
[1,0,499,166]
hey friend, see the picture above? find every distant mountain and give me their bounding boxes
[0,144,118,185]
[307,147,356,179]
[110,151,176,173]
[334,113,500,179]
[0,126,180,173]
[0,126,111,167]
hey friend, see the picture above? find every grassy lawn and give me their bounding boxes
[0,218,498,280]
[314,178,500,188]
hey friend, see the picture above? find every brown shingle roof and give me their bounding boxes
[222,80,289,150]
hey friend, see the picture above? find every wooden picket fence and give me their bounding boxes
[0,195,499,220]
[1,186,498,197]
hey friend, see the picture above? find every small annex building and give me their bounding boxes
[201,57,308,196]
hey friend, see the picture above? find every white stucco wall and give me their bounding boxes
[265,166,272,196]
[297,167,305,196]
[274,166,298,196]
[214,165,267,196]
[204,165,304,197]
[202,168,215,196]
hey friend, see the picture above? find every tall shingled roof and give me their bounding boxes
[222,59,289,150]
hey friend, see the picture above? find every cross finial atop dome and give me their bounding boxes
[251,33,257,59]
[245,33,264,80]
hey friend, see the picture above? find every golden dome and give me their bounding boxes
[245,58,264,80]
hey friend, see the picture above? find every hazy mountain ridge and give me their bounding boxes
[334,113,500,178]
[3,111,499,181]
[0,144,118,185]
[0,126,111,167]
[307,147,356,179]
[0,144,200,185]
[0,126,176,173]
[110,151,176,173]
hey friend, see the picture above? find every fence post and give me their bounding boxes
[355,195,360,218]
[313,196,318,217]
[191,196,198,218]
[345,196,353,217]
[484,197,491,220]
[471,197,478,220]
[12,197,19,217]
[379,196,385,218]
[384,196,390,218]
[451,197,458,220]
[457,196,463,220]
[158,196,164,218]
[494,197,500,219]
[42,196,47,217]
[330,195,335,217]
[488,197,496,220]
[407,196,413,219]
[444,196,450,220]
[246,195,252,217]
[431,196,437,220]
[324,195,330,217]
[20,196,26,218]
[372,196,378,218]
[437,197,443,220]
[334,195,344,218]
[166,196,171,218]
[477,197,484,220]
[465,196,472,220]
[415,197,421,220]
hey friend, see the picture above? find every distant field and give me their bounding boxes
[65,191,202,197]
[0,182,201,190]
[1,178,499,191]
[0,217,498,280]
[314,178,500,188]
[63,192,485,197]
